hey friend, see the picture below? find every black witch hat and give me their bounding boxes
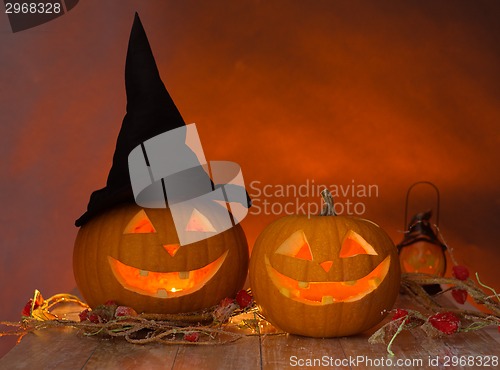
[75,13,186,226]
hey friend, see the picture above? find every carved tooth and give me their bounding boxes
[139,270,149,277]
[342,280,357,286]
[369,277,381,288]
[157,289,168,298]
[279,288,290,298]
[298,281,309,289]
[321,296,334,305]
[179,271,190,280]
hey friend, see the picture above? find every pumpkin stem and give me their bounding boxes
[320,189,336,216]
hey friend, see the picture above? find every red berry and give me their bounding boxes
[21,300,33,317]
[115,306,138,317]
[452,265,469,281]
[235,290,253,309]
[183,332,200,342]
[21,297,42,317]
[219,297,235,308]
[429,312,460,335]
[88,313,101,323]
[391,309,409,321]
[451,289,468,304]
[79,308,90,322]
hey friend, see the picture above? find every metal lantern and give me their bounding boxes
[397,182,447,277]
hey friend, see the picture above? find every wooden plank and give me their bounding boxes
[485,327,500,345]
[0,327,98,370]
[82,340,179,370]
[261,334,349,370]
[339,330,433,370]
[336,317,500,370]
[172,336,261,370]
[415,328,500,369]
[1,291,498,369]
[333,291,500,370]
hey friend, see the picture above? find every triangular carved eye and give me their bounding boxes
[185,208,216,232]
[275,230,313,261]
[124,210,156,234]
[339,230,377,258]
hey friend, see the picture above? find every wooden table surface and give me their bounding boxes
[1,295,499,370]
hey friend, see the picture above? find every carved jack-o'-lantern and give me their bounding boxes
[249,191,400,337]
[74,14,252,314]
[74,202,249,314]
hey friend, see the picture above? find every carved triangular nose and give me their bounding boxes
[163,244,180,257]
[320,260,333,272]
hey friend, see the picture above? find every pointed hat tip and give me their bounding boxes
[75,11,186,227]
[131,12,144,33]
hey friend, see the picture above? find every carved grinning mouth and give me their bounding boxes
[108,250,228,298]
[265,256,391,305]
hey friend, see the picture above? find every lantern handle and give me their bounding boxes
[403,181,440,229]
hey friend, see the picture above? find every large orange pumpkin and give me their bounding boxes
[249,191,400,337]
[74,202,249,314]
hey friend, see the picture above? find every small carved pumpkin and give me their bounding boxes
[249,191,400,337]
[74,202,249,314]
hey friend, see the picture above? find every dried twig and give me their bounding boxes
[401,273,500,317]
[369,272,500,356]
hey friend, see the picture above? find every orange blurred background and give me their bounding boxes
[1,0,499,357]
